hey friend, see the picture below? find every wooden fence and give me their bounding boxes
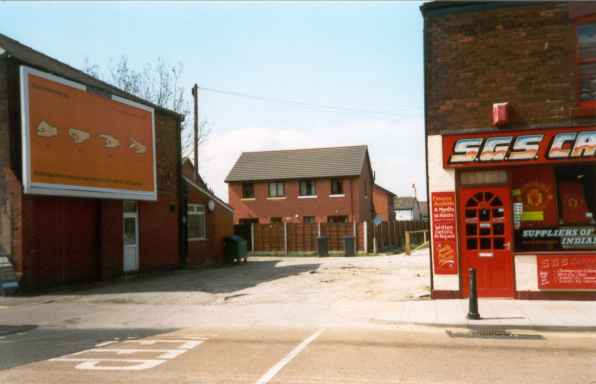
[236,220,428,255]
[372,221,429,253]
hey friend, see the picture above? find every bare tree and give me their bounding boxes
[82,56,209,167]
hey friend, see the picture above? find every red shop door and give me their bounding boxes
[459,186,514,298]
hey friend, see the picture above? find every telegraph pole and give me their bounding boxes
[191,84,199,177]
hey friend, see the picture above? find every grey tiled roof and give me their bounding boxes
[225,145,369,182]
[0,33,181,117]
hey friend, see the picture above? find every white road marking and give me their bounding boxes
[95,341,116,347]
[255,329,325,384]
[50,338,207,370]
[78,348,187,360]
[124,339,203,349]
[49,358,165,370]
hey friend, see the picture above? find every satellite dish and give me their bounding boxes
[208,200,215,212]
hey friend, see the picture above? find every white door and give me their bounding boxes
[123,201,139,272]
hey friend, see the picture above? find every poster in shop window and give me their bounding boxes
[20,66,157,201]
[537,255,596,289]
[431,192,458,274]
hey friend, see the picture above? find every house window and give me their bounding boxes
[270,217,282,223]
[328,215,348,223]
[577,22,596,107]
[268,181,285,197]
[299,180,316,196]
[187,204,207,240]
[242,182,255,199]
[330,178,343,195]
[303,216,316,224]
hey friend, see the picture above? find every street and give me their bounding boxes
[1,252,596,383]
[1,326,595,383]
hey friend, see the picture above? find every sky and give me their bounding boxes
[1,1,426,201]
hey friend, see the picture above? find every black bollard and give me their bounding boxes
[467,268,481,320]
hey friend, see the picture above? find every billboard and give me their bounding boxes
[20,66,157,201]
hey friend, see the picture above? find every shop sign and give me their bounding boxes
[537,255,596,289]
[442,127,596,169]
[431,192,458,274]
[20,66,157,201]
[519,227,596,250]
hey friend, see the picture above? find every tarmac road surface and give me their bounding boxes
[1,326,595,384]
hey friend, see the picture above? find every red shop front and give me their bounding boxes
[431,126,596,299]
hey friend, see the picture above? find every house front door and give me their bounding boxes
[459,186,514,297]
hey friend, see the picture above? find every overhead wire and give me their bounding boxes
[196,85,421,118]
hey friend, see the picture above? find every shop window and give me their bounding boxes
[330,178,344,195]
[268,181,285,198]
[299,180,316,196]
[577,22,596,107]
[187,204,206,241]
[512,165,596,252]
[242,182,255,199]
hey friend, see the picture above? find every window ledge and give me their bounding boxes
[188,237,207,242]
[267,196,286,200]
[241,198,256,201]
[329,194,345,198]
[298,195,317,199]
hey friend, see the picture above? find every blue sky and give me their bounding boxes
[1,1,425,201]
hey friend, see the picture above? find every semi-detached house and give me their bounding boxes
[225,145,375,224]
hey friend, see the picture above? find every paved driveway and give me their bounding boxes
[2,251,432,308]
[0,251,430,329]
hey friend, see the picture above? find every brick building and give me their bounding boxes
[182,158,234,267]
[372,184,396,222]
[422,2,596,299]
[226,145,375,224]
[0,34,185,290]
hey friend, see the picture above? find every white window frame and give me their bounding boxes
[187,204,207,241]
[299,180,317,197]
[268,181,285,198]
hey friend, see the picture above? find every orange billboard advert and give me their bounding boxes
[20,66,157,200]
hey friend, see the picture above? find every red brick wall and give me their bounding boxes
[186,182,233,267]
[373,186,394,222]
[423,2,596,135]
[355,154,375,223]
[139,194,179,272]
[99,199,123,280]
[229,176,371,224]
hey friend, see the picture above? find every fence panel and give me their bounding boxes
[253,223,284,252]
[321,222,353,251]
[287,223,318,252]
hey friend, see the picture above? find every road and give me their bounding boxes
[1,326,595,383]
[1,253,596,383]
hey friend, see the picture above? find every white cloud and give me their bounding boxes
[199,116,427,202]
